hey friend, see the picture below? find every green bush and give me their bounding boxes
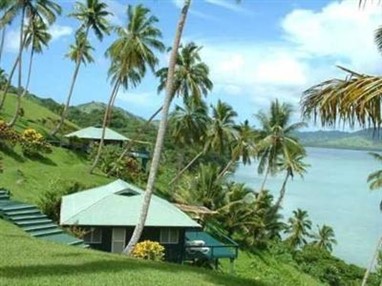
[0,120,20,147]
[38,179,88,223]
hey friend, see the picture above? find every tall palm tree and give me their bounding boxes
[285,208,312,249]
[108,41,213,176]
[90,4,165,174]
[124,0,192,255]
[0,0,61,110]
[169,100,238,185]
[51,0,111,136]
[0,1,11,65]
[8,16,51,127]
[256,100,306,190]
[218,120,258,179]
[311,224,337,253]
[272,149,308,212]
[156,42,213,105]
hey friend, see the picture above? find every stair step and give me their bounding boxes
[30,228,63,237]
[0,195,9,200]
[2,205,35,212]
[15,219,52,226]
[24,224,58,232]
[11,214,48,221]
[68,240,85,246]
[6,209,40,216]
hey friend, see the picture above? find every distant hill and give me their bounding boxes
[295,129,382,151]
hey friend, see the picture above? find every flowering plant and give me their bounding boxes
[132,240,165,261]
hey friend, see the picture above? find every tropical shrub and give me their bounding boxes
[38,179,88,222]
[20,128,51,156]
[132,240,165,261]
[0,120,20,146]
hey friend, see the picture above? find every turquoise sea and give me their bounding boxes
[233,147,382,267]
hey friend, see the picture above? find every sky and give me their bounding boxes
[3,0,382,129]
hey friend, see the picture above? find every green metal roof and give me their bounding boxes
[60,179,200,228]
[65,127,128,141]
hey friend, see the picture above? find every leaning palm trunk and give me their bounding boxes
[273,171,290,212]
[362,236,382,286]
[17,7,26,93]
[260,166,270,191]
[89,80,120,173]
[106,105,162,177]
[123,0,191,255]
[0,26,6,64]
[168,148,204,185]
[217,157,236,180]
[8,48,34,127]
[50,60,82,136]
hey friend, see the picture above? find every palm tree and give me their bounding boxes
[124,0,192,255]
[169,100,238,185]
[8,16,51,127]
[256,100,306,191]
[156,42,213,105]
[89,4,165,174]
[0,1,11,65]
[0,0,61,110]
[311,224,337,253]
[217,120,258,179]
[272,149,308,212]
[285,208,312,249]
[50,32,94,135]
[0,68,7,89]
[368,153,382,196]
[107,41,213,176]
[51,0,111,136]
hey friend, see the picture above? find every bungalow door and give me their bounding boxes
[111,228,126,253]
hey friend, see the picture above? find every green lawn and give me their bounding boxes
[0,220,263,286]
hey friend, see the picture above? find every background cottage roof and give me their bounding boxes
[60,180,200,228]
[65,127,128,141]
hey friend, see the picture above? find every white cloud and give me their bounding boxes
[104,0,126,25]
[49,24,73,41]
[204,0,249,14]
[117,91,158,108]
[194,0,382,121]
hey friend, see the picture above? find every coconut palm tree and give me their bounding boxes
[8,16,51,127]
[51,0,111,136]
[0,0,61,110]
[107,41,213,176]
[256,100,306,191]
[0,1,11,65]
[272,149,308,212]
[311,224,337,253]
[124,0,192,255]
[285,208,312,249]
[217,120,258,179]
[90,4,165,174]
[169,100,238,185]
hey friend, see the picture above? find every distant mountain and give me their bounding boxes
[295,129,382,151]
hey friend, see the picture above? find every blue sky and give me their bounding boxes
[3,0,382,129]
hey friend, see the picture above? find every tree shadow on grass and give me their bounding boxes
[0,257,266,286]
[0,144,25,163]
[25,154,57,166]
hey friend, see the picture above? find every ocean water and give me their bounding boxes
[233,147,382,267]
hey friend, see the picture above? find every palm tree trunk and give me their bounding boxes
[169,150,203,185]
[50,60,82,136]
[0,26,6,65]
[123,0,191,255]
[0,52,20,110]
[217,158,236,179]
[362,236,382,286]
[273,171,290,211]
[89,80,120,174]
[260,166,270,191]
[106,105,162,177]
[17,6,26,92]
[7,48,34,127]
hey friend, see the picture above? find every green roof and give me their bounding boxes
[65,127,128,141]
[60,180,200,228]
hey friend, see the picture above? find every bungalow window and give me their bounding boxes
[160,228,179,244]
[84,227,102,244]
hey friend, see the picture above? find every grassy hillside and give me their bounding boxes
[1,93,77,137]
[0,220,262,286]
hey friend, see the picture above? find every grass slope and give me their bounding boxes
[0,220,262,286]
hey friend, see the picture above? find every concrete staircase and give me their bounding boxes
[0,189,87,247]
